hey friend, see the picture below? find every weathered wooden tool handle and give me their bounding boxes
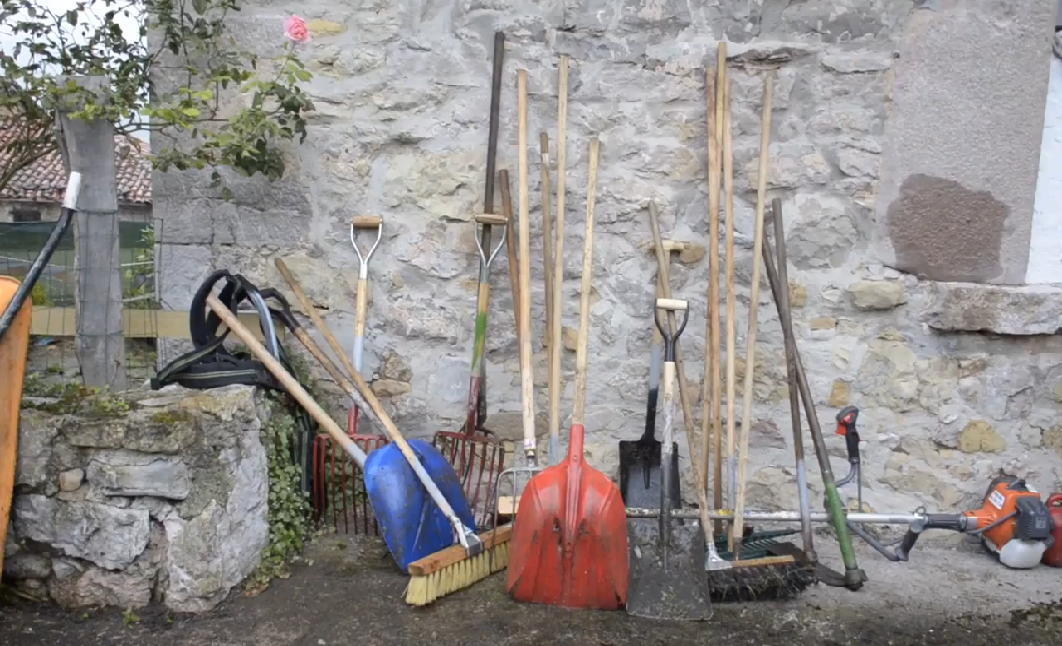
[408,524,513,576]
[475,214,507,226]
[352,215,383,228]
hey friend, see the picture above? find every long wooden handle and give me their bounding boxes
[647,201,702,500]
[271,260,470,531]
[203,294,367,469]
[719,71,734,541]
[661,359,676,476]
[500,170,520,347]
[773,196,815,559]
[484,31,505,216]
[711,49,727,538]
[572,137,600,425]
[517,70,536,457]
[723,77,738,542]
[548,55,569,463]
[701,65,721,538]
[541,132,554,353]
[541,131,558,461]
[275,258,359,382]
[353,278,369,369]
[732,73,774,560]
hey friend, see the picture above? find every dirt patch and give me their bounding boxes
[3,534,1062,646]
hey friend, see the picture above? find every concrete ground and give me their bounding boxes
[2,531,1062,645]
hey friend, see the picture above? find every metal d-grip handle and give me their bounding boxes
[653,297,689,359]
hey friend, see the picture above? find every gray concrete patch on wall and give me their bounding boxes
[874,0,1057,284]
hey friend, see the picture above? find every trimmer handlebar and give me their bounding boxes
[892,513,969,561]
[829,405,978,563]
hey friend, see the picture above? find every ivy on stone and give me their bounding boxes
[246,394,313,594]
[0,0,314,199]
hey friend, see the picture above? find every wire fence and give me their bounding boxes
[0,216,156,308]
[0,211,161,390]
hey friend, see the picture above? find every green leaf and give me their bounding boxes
[182,107,201,117]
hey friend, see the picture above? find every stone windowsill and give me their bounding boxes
[924,281,1062,336]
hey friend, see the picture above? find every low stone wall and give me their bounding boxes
[3,384,270,613]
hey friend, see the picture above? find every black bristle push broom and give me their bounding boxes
[707,62,814,603]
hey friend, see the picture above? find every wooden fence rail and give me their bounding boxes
[30,307,280,342]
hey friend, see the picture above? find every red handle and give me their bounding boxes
[1048,493,1062,508]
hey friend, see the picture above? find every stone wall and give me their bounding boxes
[3,385,269,613]
[152,2,1062,521]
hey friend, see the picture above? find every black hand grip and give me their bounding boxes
[924,513,966,532]
[844,428,860,465]
[836,405,860,464]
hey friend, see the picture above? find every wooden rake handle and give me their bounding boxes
[732,73,774,559]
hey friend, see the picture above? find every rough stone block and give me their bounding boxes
[959,420,1007,454]
[13,496,150,570]
[849,280,907,311]
[10,385,268,614]
[925,283,1062,336]
[786,193,860,270]
[86,452,191,500]
[15,410,61,492]
[50,559,155,609]
[58,468,84,493]
[62,410,198,454]
[765,0,902,42]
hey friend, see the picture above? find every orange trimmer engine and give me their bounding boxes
[894,475,1055,569]
[965,476,1055,568]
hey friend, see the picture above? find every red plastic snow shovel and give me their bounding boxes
[505,138,629,610]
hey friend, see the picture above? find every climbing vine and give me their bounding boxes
[245,396,313,593]
[245,349,321,594]
[0,0,315,198]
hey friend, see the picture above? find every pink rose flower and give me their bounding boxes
[285,15,311,43]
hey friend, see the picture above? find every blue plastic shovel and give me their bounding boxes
[205,286,480,572]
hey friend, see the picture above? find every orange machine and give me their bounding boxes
[894,475,1054,569]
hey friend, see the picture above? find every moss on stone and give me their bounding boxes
[150,410,194,425]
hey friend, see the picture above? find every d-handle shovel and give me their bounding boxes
[626,297,713,621]
[655,298,689,567]
[618,280,680,510]
[348,215,383,437]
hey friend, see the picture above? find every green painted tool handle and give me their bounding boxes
[464,266,492,436]
[760,229,863,583]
